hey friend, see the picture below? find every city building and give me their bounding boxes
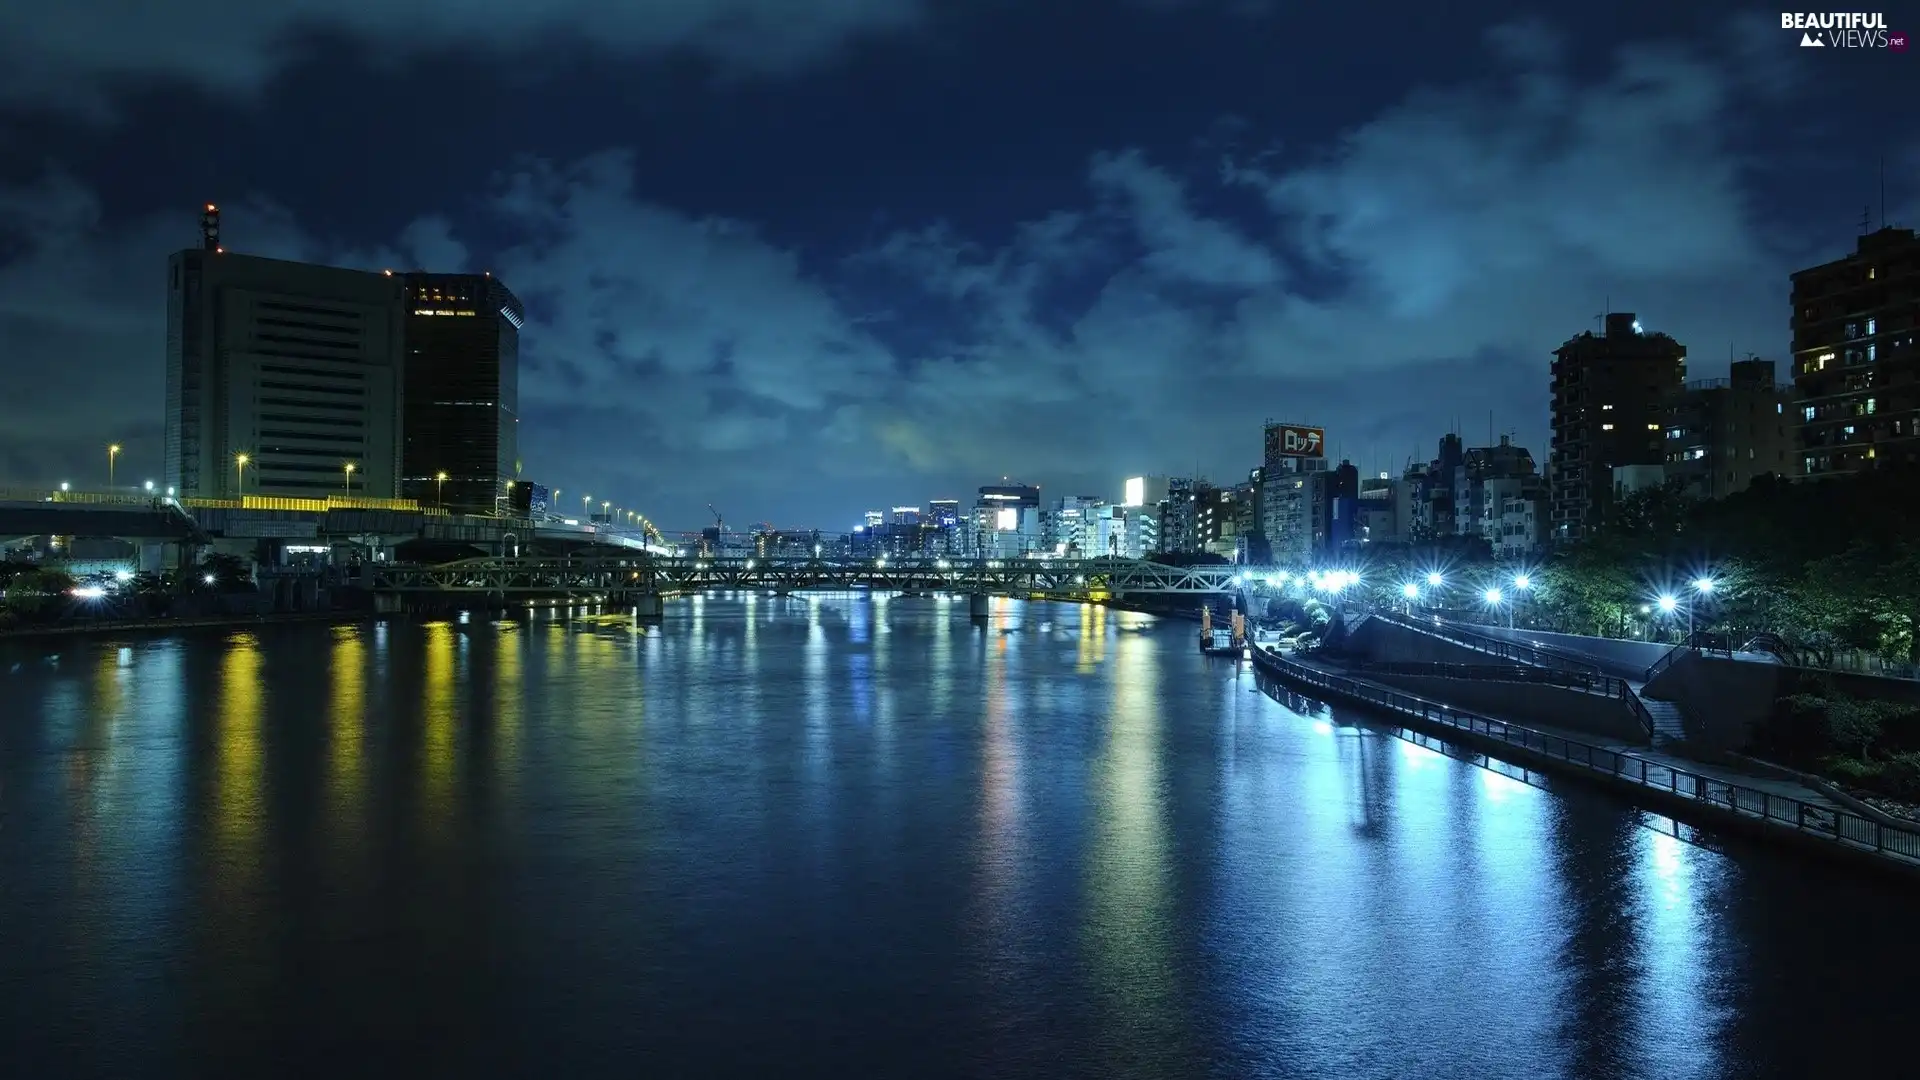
[1550,313,1687,542]
[1355,474,1403,547]
[1790,226,1920,477]
[1160,477,1197,554]
[889,506,922,526]
[165,222,406,500]
[1323,460,1360,552]
[1431,434,1544,554]
[1044,495,1104,556]
[1480,473,1549,558]
[1666,358,1798,500]
[974,482,1041,556]
[398,273,524,514]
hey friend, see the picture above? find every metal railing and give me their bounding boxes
[1352,658,1656,740]
[1645,643,1690,681]
[1369,609,1603,675]
[1353,660,1632,698]
[1254,646,1920,863]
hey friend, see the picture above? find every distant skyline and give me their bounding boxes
[1,1,1913,530]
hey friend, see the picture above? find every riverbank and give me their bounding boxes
[0,609,386,643]
[1250,643,1920,881]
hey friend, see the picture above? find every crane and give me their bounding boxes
[707,503,725,534]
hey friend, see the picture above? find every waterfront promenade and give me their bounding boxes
[1251,643,1920,876]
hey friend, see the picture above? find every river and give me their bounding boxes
[1,594,1914,1078]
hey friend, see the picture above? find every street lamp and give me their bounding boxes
[582,493,591,519]
[342,461,356,494]
[1401,582,1419,599]
[107,443,121,489]
[435,470,449,508]
[234,452,250,496]
[1427,572,1444,587]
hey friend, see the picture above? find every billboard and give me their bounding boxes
[1267,425,1325,459]
[996,507,1018,531]
[508,482,551,517]
[1124,477,1145,507]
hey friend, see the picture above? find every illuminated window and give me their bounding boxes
[1600,423,1614,431]
[1646,423,1660,431]
[1601,404,1614,410]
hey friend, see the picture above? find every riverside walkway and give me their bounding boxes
[1252,644,1920,876]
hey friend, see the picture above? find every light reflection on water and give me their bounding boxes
[0,598,1915,1079]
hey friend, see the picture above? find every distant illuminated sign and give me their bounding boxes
[996,508,1018,531]
[1124,477,1145,507]
[1274,426,1325,458]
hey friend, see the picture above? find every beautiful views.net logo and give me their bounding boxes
[1782,12,1908,49]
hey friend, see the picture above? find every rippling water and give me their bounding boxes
[1,594,1915,1079]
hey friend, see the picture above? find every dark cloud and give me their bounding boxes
[0,23,1847,528]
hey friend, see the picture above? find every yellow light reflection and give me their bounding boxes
[1084,633,1179,1073]
[328,626,366,824]
[495,626,522,789]
[1076,602,1107,673]
[213,633,264,886]
[422,622,456,822]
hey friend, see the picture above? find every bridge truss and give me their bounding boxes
[364,555,1256,598]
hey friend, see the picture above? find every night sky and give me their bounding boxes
[0,1,1911,531]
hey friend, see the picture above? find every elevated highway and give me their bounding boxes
[0,487,670,556]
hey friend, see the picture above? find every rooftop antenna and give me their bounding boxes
[1860,205,1872,235]
[1880,156,1888,230]
[200,202,220,252]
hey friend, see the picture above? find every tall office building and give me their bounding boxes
[165,215,405,500]
[1549,313,1687,542]
[1666,358,1797,499]
[1790,226,1920,478]
[399,273,524,514]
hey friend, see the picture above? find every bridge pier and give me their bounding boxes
[968,593,990,618]
[632,591,663,619]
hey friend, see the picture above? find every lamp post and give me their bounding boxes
[1691,577,1715,645]
[234,452,249,496]
[1513,573,1531,626]
[435,470,449,509]
[1485,586,1509,628]
[107,443,121,489]
[342,462,356,495]
[582,494,591,520]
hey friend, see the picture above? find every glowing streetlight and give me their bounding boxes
[234,452,250,496]
[1400,582,1419,599]
[342,461,356,494]
[1692,577,1715,594]
[434,470,449,508]
[1657,594,1678,612]
[107,443,121,489]
[1427,572,1444,587]
[1484,587,1503,606]
[1514,574,1531,590]
[582,493,591,518]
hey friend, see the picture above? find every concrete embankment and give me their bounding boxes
[1250,644,1920,881]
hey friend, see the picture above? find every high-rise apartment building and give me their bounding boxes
[1790,226,1920,478]
[398,273,524,514]
[1550,313,1687,542]
[165,232,405,500]
[1666,358,1798,499]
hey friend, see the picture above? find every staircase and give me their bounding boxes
[1638,697,1688,746]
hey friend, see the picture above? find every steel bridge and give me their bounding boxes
[364,554,1258,602]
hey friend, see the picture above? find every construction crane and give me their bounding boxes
[707,503,725,534]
